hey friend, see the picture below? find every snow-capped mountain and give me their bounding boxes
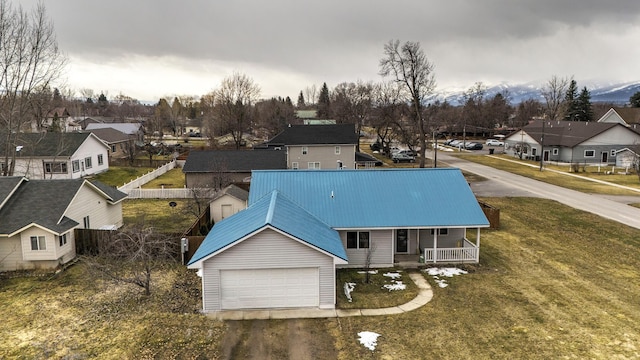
[431,81,640,106]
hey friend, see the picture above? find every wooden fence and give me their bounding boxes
[74,229,115,255]
[479,201,500,229]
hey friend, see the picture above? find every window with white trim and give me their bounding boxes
[44,162,68,174]
[85,157,92,169]
[291,162,299,170]
[610,149,616,157]
[302,146,308,155]
[430,228,449,235]
[584,150,595,157]
[346,231,370,249]
[552,148,559,155]
[30,236,46,250]
[335,146,341,155]
[72,160,80,173]
[308,162,321,169]
[98,154,104,165]
[58,233,67,247]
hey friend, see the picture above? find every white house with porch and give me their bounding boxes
[188,168,489,312]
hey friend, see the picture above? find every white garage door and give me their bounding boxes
[220,268,319,310]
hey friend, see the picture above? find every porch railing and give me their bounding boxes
[423,240,478,263]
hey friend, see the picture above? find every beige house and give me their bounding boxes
[264,124,359,169]
[0,177,127,271]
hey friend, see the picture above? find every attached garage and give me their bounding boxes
[220,268,319,309]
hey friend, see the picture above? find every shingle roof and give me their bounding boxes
[0,177,25,209]
[612,107,640,125]
[188,190,347,266]
[182,150,287,173]
[211,184,249,202]
[249,168,489,229]
[86,123,141,135]
[267,124,358,145]
[522,120,620,147]
[0,132,96,157]
[0,178,126,235]
[88,127,134,144]
[89,180,128,204]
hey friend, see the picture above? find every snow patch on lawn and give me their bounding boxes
[358,331,380,351]
[357,270,378,274]
[383,281,406,291]
[383,272,401,279]
[344,282,356,302]
[424,267,468,288]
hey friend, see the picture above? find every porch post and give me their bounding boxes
[433,230,438,263]
[476,228,481,262]
[416,229,420,255]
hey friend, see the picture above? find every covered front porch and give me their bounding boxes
[393,227,482,265]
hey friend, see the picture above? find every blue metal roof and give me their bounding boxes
[248,168,490,229]
[188,190,347,266]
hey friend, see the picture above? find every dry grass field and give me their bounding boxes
[2,197,639,359]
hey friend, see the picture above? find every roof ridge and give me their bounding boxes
[265,190,278,224]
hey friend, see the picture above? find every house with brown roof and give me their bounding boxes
[504,120,640,164]
[597,107,640,127]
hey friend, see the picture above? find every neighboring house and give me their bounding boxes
[86,123,144,141]
[0,132,110,179]
[504,120,640,164]
[32,107,81,132]
[88,128,136,159]
[355,152,383,168]
[182,150,287,188]
[209,184,249,223]
[265,124,358,169]
[597,107,640,127]
[184,118,202,136]
[0,177,127,271]
[188,168,489,312]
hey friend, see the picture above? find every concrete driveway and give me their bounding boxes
[435,152,640,230]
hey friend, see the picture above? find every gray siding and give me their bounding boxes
[419,228,465,248]
[201,228,335,312]
[186,172,249,188]
[337,229,393,268]
[287,145,356,169]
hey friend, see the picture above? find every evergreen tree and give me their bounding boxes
[630,91,640,107]
[576,87,593,122]
[297,91,305,108]
[563,79,579,121]
[317,82,331,118]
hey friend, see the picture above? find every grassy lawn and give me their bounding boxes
[122,199,197,234]
[141,168,185,189]
[456,154,640,195]
[92,166,154,187]
[336,269,418,309]
[2,197,639,359]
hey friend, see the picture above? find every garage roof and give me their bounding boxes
[188,190,347,266]
[248,168,489,229]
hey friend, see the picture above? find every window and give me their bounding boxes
[30,236,46,250]
[111,145,116,153]
[430,228,449,235]
[532,148,537,156]
[72,160,80,173]
[291,162,299,170]
[584,150,595,157]
[44,162,68,174]
[85,157,92,169]
[302,146,308,155]
[610,149,616,157]
[335,146,341,155]
[83,216,90,229]
[97,154,104,165]
[58,233,67,247]
[308,162,321,169]
[346,231,370,249]
[552,148,559,155]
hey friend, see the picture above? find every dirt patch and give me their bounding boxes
[217,319,337,359]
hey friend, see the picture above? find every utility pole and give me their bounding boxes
[539,118,545,171]
[433,131,437,168]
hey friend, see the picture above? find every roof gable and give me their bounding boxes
[521,120,620,147]
[188,190,346,266]
[0,177,27,210]
[267,124,358,145]
[249,169,489,229]
[182,150,286,173]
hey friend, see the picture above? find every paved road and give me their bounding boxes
[435,152,640,230]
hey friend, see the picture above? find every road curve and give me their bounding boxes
[437,153,640,230]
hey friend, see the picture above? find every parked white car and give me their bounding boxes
[486,139,504,146]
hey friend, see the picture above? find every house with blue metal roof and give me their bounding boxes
[188,168,489,312]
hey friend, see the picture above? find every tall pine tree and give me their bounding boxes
[575,87,593,122]
[317,82,331,118]
[297,91,305,108]
[563,79,579,121]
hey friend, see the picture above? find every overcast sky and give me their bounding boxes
[14,0,640,102]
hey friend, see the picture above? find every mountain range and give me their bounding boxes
[433,81,640,106]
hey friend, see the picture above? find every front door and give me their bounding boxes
[396,229,408,253]
[601,151,608,164]
[543,150,550,161]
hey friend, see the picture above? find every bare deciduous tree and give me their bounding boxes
[213,72,261,149]
[81,225,178,296]
[0,1,66,176]
[380,40,436,167]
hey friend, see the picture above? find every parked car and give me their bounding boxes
[465,142,484,150]
[396,149,416,157]
[486,139,504,146]
[370,142,382,152]
[448,140,462,147]
[392,153,415,163]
